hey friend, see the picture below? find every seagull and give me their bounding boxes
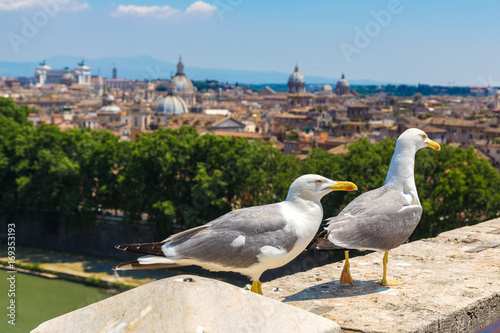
[307,128,440,286]
[114,174,357,295]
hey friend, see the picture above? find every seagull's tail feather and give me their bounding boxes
[306,230,347,251]
[113,255,182,271]
[115,242,166,256]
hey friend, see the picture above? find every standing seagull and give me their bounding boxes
[307,128,440,286]
[114,174,357,295]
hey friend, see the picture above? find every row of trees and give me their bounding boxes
[352,84,476,97]
[1,97,499,241]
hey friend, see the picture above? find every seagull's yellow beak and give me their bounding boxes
[425,139,441,151]
[328,181,358,192]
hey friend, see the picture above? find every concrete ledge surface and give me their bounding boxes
[263,218,500,333]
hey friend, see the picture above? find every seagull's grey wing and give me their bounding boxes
[326,186,423,251]
[164,203,298,268]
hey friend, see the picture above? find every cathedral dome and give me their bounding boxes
[288,65,305,85]
[336,73,350,95]
[287,64,306,94]
[170,57,194,94]
[170,75,194,93]
[98,104,122,114]
[156,95,188,116]
[322,84,333,92]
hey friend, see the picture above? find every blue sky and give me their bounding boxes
[1,0,499,85]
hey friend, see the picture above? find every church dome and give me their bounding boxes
[171,75,194,93]
[170,57,194,94]
[98,104,122,114]
[288,65,305,85]
[156,95,188,116]
[322,84,333,92]
[287,64,306,94]
[336,73,350,95]
[337,74,350,87]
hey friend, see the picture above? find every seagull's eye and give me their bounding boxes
[315,180,323,184]
[422,134,427,139]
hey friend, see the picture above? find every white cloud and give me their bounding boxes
[63,1,89,12]
[112,4,179,19]
[186,1,216,14]
[0,0,89,12]
[112,1,216,19]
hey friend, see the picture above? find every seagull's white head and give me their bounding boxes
[285,174,357,203]
[397,128,441,153]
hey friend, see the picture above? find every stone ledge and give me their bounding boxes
[263,218,500,333]
[32,275,340,333]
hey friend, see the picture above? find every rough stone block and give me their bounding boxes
[32,275,340,333]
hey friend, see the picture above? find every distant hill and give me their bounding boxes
[0,55,387,85]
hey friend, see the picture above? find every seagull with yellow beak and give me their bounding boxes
[308,128,440,286]
[114,174,357,295]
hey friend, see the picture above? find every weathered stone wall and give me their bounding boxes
[263,218,500,333]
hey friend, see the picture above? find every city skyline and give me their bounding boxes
[1,0,499,86]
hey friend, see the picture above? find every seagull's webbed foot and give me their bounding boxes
[340,251,354,286]
[378,279,405,286]
[251,280,263,295]
[379,251,405,287]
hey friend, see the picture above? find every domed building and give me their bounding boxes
[287,64,306,94]
[169,57,195,106]
[34,60,91,87]
[61,72,76,86]
[155,92,189,125]
[322,84,333,92]
[97,88,122,124]
[336,73,350,96]
[318,84,333,96]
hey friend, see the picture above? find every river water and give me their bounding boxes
[0,270,110,333]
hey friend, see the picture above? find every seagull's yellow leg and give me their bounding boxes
[340,251,354,286]
[251,280,263,295]
[379,251,404,286]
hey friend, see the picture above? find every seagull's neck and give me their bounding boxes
[285,195,318,206]
[384,143,419,204]
[284,196,323,215]
[281,198,324,237]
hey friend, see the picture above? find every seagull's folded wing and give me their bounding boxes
[165,203,299,269]
[326,186,423,251]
